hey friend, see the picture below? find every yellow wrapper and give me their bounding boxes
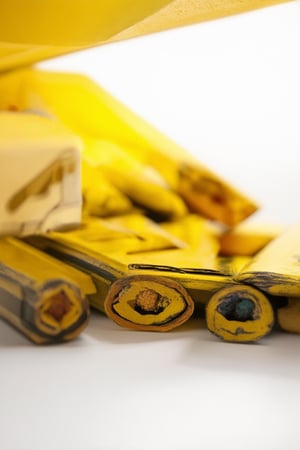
[0,1,292,71]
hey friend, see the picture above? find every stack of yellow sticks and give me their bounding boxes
[0,0,297,343]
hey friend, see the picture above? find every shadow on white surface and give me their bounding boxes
[85,309,207,344]
[1,310,300,450]
[179,330,300,380]
[2,300,300,390]
[83,311,300,381]
[2,310,300,382]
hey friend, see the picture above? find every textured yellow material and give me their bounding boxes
[26,218,196,331]
[24,214,232,331]
[110,0,294,43]
[83,139,188,218]
[206,284,274,342]
[237,225,300,298]
[0,68,257,226]
[106,214,188,250]
[0,237,94,343]
[161,214,220,255]
[35,284,84,336]
[0,111,82,236]
[94,213,220,269]
[82,159,134,217]
[277,299,300,334]
[219,222,284,256]
[26,216,255,333]
[104,275,194,331]
[0,1,293,72]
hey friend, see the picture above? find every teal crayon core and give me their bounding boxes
[217,294,255,322]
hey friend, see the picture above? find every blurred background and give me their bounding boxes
[40,0,300,225]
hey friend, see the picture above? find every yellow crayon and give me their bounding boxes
[206,284,274,342]
[277,298,300,335]
[0,237,94,343]
[237,225,300,298]
[26,215,256,335]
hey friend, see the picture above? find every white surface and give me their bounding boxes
[1,2,300,450]
[2,314,300,450]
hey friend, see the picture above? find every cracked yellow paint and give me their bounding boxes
[206,284,274,342]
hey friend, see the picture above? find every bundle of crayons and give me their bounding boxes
[0,68,299,344]
[0,0,297,344]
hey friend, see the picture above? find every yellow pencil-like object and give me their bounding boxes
[26,215,264,337]
[205,284,274,342]
[277,298,300,335]
[25,216,195,332]
[237,225,300,298]
[0,237,94,343]
[235,225,300,336]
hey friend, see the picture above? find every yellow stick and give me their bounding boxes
[237,225,300,298]
[26,217,196,331]
[26,216,254,334]
[206,284,274,342]
[277,298,300,335]
[0,237,94,343]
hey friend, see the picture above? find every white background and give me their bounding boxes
[1,2,300,450]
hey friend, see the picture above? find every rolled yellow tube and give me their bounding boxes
[0,237,94,343]
[277,298,300,335]
[26,216,196,331]
[206,284,274,342]
[237,225,300,298]
[105,274,194,331]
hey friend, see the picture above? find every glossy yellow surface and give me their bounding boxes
[0,0,171,71]
[0,1,293,72]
